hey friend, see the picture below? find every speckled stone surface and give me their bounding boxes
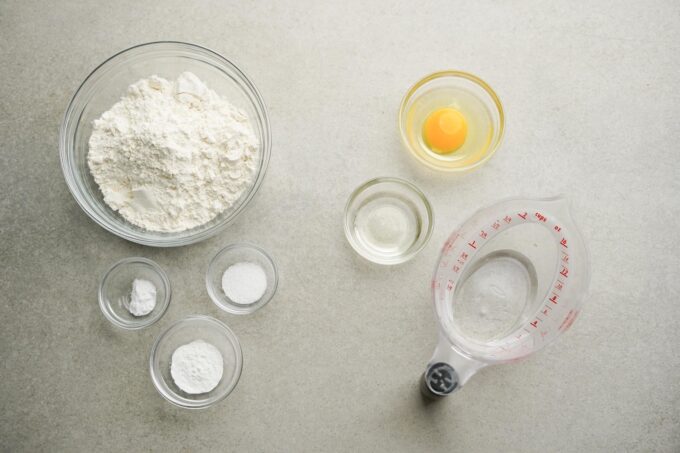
[1,1,679,451]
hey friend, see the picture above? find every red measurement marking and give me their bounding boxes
[468,240,477,249]
[544,304,553,311]
[555,282,564,291]
[560,238,568,248]
[549,294,559,304]
[503,215,512,223]
[530,320,539,328]
[542,308,550,316]
[452,265,460,273]
[442,240,453,254]
[518,212,528,219]
[492,221,501,230]
[554,225,562,232]
[446,280,455,291]
[561,252,569,263]
[559,310,579,332]
[535,212,547,222]
[440,260,449,268]
[431,280,438,289]
[479,230,488,239]
[459,251,468,261]
[560,266,569,278]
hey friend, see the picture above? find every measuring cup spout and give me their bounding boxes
[421,335,487,398]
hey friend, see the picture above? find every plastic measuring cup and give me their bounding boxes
[422,196,590,397]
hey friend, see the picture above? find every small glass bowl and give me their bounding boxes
[149,315,243,409]
[98,257,171,330]
[60,41,271,247]
[206,243,278,315]
[398,71,504,172]
[344,177,433,265]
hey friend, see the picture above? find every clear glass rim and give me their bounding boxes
[59,41,272,247]
[343,176,434,265]
[98,257,172,330]
[398,70,505,172]
[148,315,244,409]
[206,242,279,315]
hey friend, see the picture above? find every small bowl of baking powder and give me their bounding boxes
[149,315,243,409]
[206,243,278,315]
[98,257,171,330]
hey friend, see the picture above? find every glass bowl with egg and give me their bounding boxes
[59,41,271,246]
[399,71,504,172]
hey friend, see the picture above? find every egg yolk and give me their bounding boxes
[422,108,468,154]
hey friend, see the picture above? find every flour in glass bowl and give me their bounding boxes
[87,72,260,232]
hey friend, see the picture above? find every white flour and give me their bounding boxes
[170,340,224,394]
[126,278,156,316]
[88,72,259,232]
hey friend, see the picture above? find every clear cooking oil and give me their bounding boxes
[404,86,495,169]
[353,197,420,259]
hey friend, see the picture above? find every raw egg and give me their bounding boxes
[422,108,468,154]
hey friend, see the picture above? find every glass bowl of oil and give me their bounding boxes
[399,71,504,172]
[344,177,433,265]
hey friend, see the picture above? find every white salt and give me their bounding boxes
[221,262,267,305]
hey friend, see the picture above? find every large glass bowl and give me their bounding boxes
[59,42,271,247]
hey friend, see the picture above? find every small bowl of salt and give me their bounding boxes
[206,243,278,315]
[98,257,171,330]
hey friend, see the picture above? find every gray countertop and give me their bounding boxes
[1,1,679,451]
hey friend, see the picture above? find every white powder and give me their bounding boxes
[87,72,259,232]
[221,262,267,304]
[170,340,224,394]
[126,278,156,316]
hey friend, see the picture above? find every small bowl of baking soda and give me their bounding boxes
[98,257,171,330]
[149,315,243,409]
[206,243,278,315]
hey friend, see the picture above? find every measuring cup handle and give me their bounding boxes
[421,336,488,398]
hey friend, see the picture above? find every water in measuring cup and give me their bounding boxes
[353,197,420,259]
[452,223,556,342]
[454,252,537,341]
